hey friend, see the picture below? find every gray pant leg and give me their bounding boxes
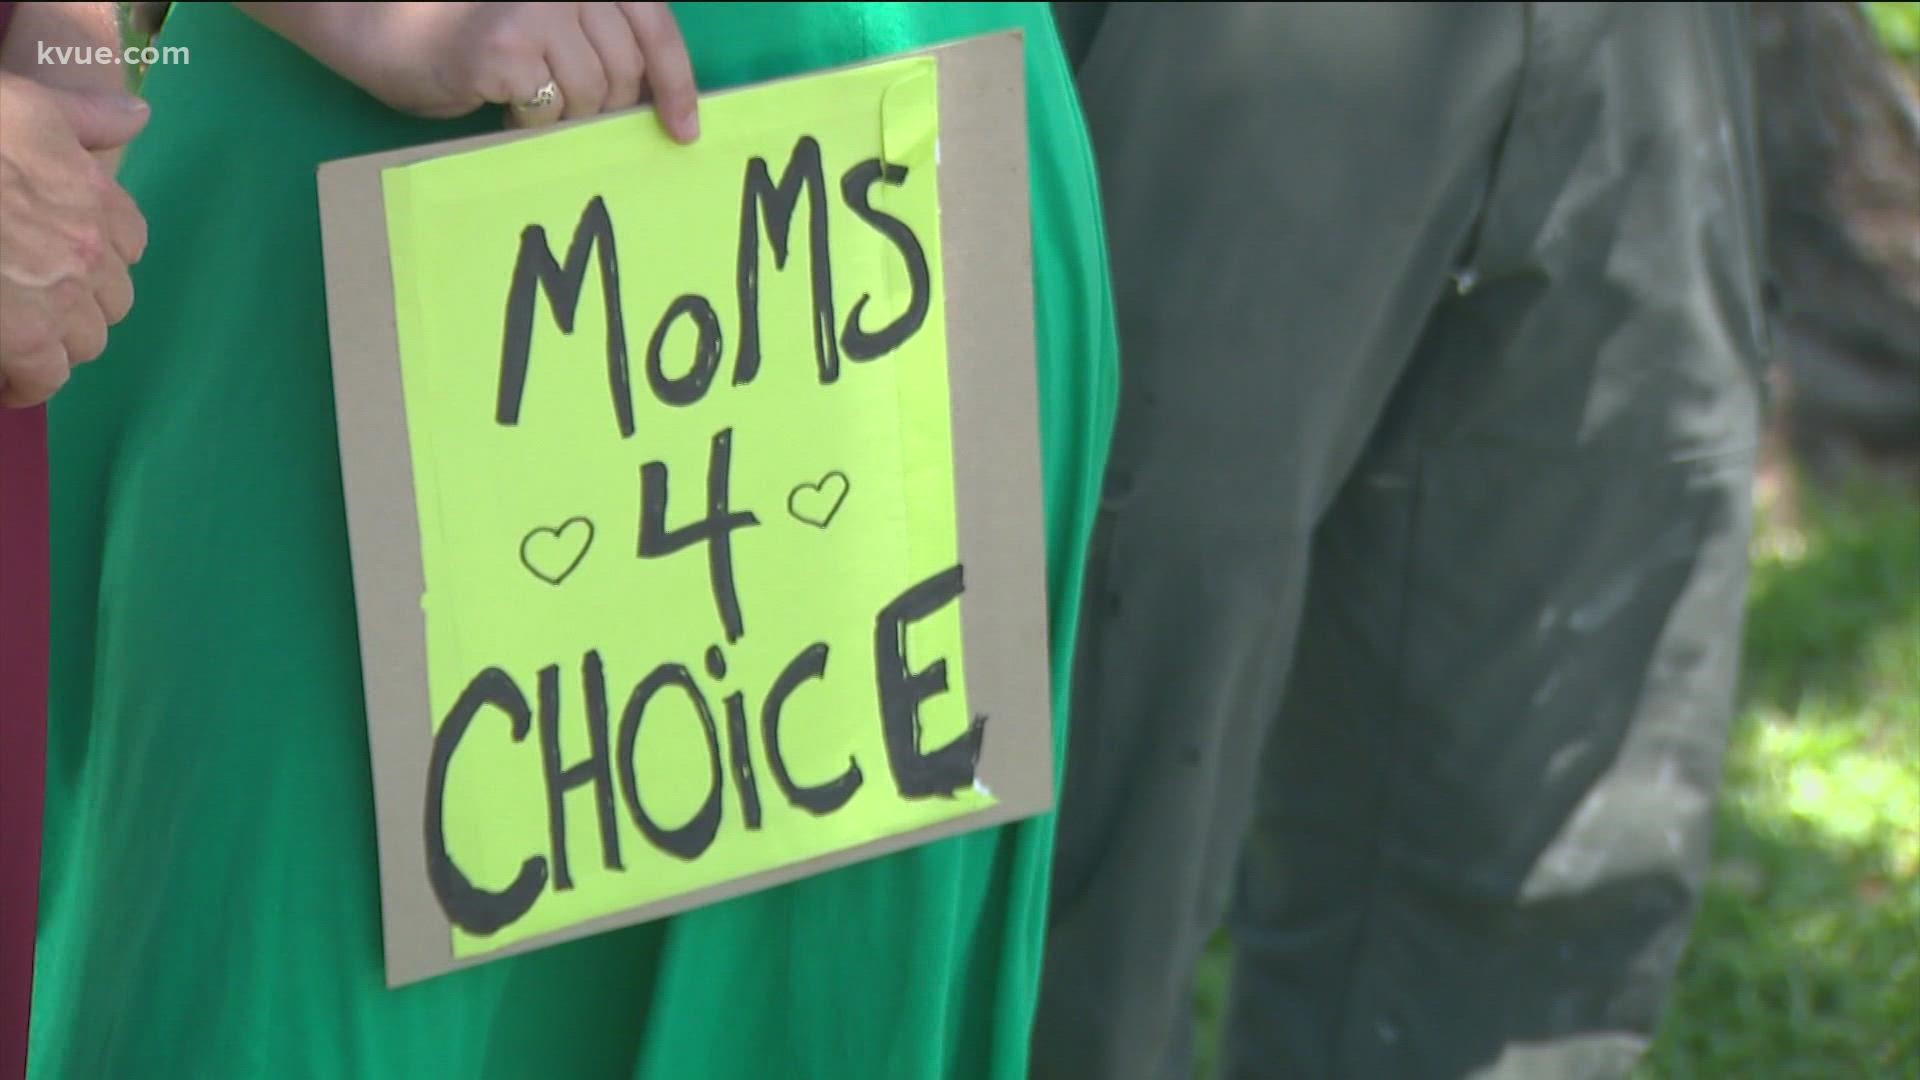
[1222,5,1771,1079]
[1031,6,1527,1078]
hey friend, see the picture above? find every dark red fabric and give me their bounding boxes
[0,6,54,1078]
[0,410,46,1080]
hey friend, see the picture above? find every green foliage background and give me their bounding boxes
[1865,2,1920,63]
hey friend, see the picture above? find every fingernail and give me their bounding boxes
[676,109,699,143]
[113,94,150,112]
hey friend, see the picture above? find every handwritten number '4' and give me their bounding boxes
[638,427,760,643]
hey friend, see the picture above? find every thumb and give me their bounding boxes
[51,88,152,152]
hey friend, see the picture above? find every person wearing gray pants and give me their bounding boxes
[1033,4,1773,1078]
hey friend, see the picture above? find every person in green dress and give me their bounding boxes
[28,4,1116,1077]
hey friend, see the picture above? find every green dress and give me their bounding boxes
[29,4,1115,1077]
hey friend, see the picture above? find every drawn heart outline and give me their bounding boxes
[520,517,595,586]
[788,472,851,529]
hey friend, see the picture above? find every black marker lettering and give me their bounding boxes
[763,643,862,815]
[537,654,623,891]
[874,566,984,799]
[646,294,724,407]
[736,136,839,385]
[723,689,762,830]
[426,668,547,935]
[617,664,724,860]
[840,160,931,361]
[638,428,759,643]
[498,195,635,437]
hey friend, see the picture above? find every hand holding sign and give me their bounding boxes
[239,2,700,138]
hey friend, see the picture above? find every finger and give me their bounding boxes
[49,87,152,152]
[500,63,563,130]
[546,23,609,121]
[619,2,699,143]
[0,342,71,409]
[583,2,644,111]
[60,300,111,366]
[95,177,149,267]
[91,260,135,329]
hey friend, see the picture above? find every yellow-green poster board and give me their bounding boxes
[317,32,1053,988]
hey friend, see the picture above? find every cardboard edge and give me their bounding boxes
[937,32,1053,819]
[316,161,453,987]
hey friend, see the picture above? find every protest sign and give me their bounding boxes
[317,31,1051,987]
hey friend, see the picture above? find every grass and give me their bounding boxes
[1638,475,1919,1078]
[1189,472,1920,1078]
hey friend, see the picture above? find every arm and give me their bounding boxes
[0,5,148,404]
[0,70,147,404]
[0,2,122,84]
[0,2,129,167]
